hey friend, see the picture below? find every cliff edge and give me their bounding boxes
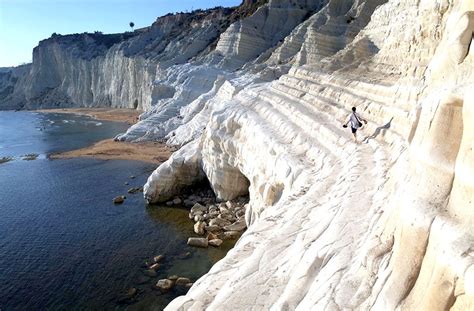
[2,0,473,310]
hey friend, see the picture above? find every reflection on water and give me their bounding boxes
[0,111,128,158]
[0,112,229,309]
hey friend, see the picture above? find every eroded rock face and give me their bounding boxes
[0,8,235,110]
[3,0,474,309]
[160,1,474,310]
[143,140,204,203]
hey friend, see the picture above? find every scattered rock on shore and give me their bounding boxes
[156,279,174,292]
[149,263,160,270]
[187,237,208,248]
[153,255,164,263]
[127,287,137,298]
[185,196,249,247]
[209,239,223,247]
[113,196,126,204]
[194,221,206,235]
[127,187,142,194]
[223,231,241,240]
[175,277,192,286]
[177,252,191,259]
[223,219,247,232]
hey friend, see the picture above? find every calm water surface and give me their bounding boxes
[0,111,229,310]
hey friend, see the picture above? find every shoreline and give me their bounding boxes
[49,139,174,164]
[39,108,175,164]
[38,108,141,125]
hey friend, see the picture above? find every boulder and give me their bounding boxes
[149,263,160,270]
[156,279,174,292]
[203,198,214,204]
[187,237,208,248]
[205,225,221,232]
[127,187,140,194]
[209,239,223,247]
[223,231,241,240]
[188,195,202,203]
[223,219,247,232]
[176,277,192,285]
[153,255,164,263]
[191,203,207,214]
[184,199,194,207]
[127,287,137,298]
[207,232,218,240]
[194,215,204,222]
[168,275,179,281]
[173,198,182,205]
[194,221,206,235]
[113,196,126,204]
[218,202,227,209]
[209,218,230,227]
[177,252,191,259]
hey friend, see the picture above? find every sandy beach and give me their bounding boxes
[38,108,141,124]
[41,108,175,164]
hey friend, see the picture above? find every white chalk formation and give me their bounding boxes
[2,0,474,309]
[146,1,474,310]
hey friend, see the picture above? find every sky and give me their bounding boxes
[0,0,241,67]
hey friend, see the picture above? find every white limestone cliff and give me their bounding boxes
[2,0,473,309]
[0,8,234,110]
[143,0,474,310]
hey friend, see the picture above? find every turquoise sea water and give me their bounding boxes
[0,112,227,310]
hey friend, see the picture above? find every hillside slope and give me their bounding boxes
[2,0,474,309]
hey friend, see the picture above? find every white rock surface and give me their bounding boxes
[2,0,474,309]
[160,0,474,310]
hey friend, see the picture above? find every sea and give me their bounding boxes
[0,111,228,310]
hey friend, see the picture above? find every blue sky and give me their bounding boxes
[0,0,241,67]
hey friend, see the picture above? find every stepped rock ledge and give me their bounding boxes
[1,0,474,309]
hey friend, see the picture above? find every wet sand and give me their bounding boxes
[38,108,141,124]
[49,140,174,164]
[40,108,175,164]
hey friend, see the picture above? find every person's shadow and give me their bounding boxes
[363,117,393,143]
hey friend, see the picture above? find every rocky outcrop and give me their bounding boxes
[143,0,474,310]
[2,0,474,309]
[0,8,236,110]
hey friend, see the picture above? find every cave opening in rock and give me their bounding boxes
[208,165,251,203]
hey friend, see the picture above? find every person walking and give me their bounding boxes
[343,107,368,143]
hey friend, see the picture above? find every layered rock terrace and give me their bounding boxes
[1,0,473,309]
